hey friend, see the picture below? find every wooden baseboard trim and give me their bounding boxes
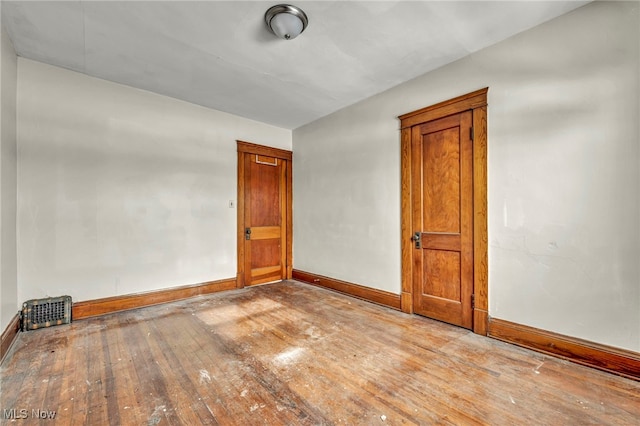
[1,313,21,364]
[293,269,401,310]
[488,318,640,380]
[73,278,237,320]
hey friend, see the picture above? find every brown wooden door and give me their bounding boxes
[411,111,473,329]
[237,142,292,287]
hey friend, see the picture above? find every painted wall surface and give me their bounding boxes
[0,21,18,332]
[293,2,640,352]
[17,59,291,304]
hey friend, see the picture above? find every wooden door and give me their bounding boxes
[411,111,473,329]
[237,141,292,287]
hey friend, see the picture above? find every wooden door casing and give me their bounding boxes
[237,141,293,287]
[399,88,488,335]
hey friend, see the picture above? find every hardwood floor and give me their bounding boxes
[1,281,638,425]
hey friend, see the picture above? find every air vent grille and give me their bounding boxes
[22,296,72,331]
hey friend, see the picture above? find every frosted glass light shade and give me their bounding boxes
[265,4,309,40]
[270,12,304,40]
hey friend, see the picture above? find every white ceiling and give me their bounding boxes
[2,1,589,129]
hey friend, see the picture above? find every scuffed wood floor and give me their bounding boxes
[1,281,638,425]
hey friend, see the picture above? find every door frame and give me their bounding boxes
[236,140,293,288]
[398,88,489,335]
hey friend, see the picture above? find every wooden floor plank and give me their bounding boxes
[1,281,638,425]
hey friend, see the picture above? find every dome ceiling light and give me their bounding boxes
[265,4,309,40]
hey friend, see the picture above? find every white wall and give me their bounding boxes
[17,59,291,304]
[293,2,640,352]
[0,18,19,331]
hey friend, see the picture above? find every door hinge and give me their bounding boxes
[470,127,474,141]
[471,294,475,309]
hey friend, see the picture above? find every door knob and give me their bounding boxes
[245,227,252,240]
[411,232,422,249]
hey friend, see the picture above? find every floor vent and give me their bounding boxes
[21,296,72,331]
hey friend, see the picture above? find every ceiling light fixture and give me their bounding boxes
[265,4,308,40]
